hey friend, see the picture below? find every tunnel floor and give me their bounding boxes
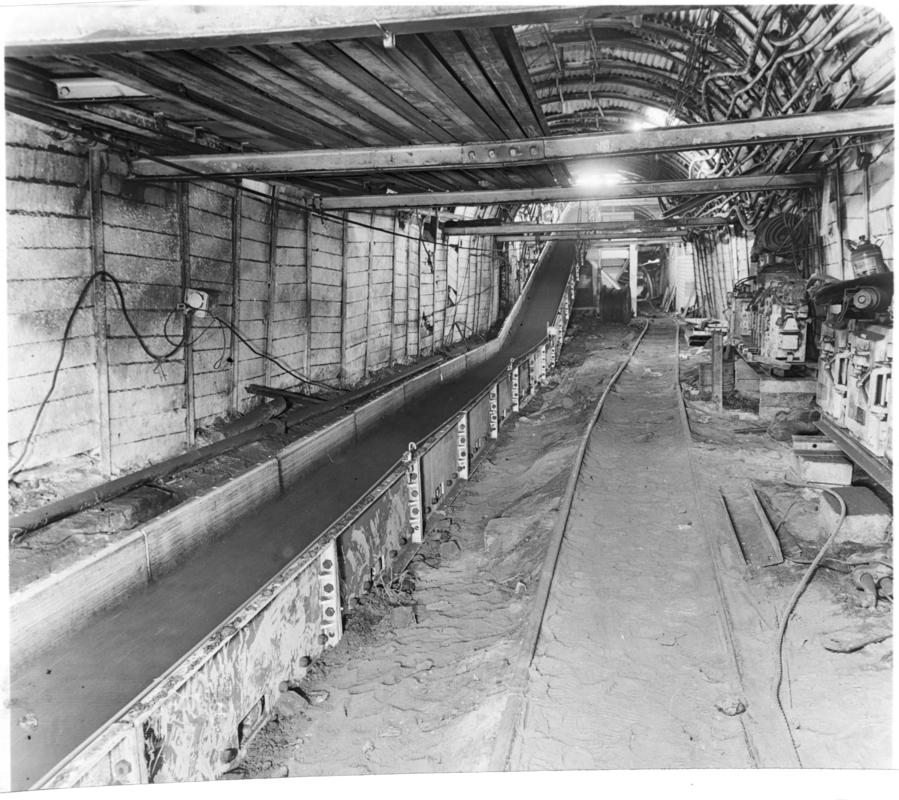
[238,315,891,778]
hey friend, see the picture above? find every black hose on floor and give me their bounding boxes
[773,487,848,764]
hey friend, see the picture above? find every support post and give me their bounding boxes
[711,329,724,411]
[363,209,374,377]
[629,241,639,316]
[88,147,112,476]
[405,220,413,360]
[339,210,348,382]
[388,213,397,368]
[304,210,312,379]
[178,182,195,447]
[263,186,280,387]
[472,238,482,335]
[230,188,243,413]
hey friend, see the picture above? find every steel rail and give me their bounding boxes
[489,316,652,771]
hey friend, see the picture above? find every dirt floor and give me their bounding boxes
[678,335,893,768]
[234,312,891,780]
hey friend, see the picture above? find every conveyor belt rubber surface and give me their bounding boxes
[10,241,576,788]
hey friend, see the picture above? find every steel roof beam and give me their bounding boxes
[495,233,685,243]
[316,172,821,210]
[443,217,727,236]
[131,106,893,180]
[5,5,662,57]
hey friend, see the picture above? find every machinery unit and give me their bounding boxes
[844,323,892,459]
[816,319,852,426]
[729,264,810,369]
[811,271,893,463]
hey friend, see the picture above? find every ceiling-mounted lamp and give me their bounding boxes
[52,77,150,102]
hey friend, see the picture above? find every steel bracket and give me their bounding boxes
[464,139,545,165]
[511,358,520,413]
[318,540,342,646]
[456,412,470,480]
[489,383,499,439]
[404,441,424,543]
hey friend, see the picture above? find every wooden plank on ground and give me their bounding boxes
[719,486,784,568]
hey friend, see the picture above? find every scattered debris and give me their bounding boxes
[18,713,38,732]
[715,697,747,717]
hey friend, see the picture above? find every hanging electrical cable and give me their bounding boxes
[208,312,343,393]
[8,270,193,478]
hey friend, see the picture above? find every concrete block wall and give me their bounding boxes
[101,153,187,468]
[269,196,308,390]
[6,113,502,478]
[188,182,237,428]
[6,115,98,470]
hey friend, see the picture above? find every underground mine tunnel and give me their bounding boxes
[4,3,895,790]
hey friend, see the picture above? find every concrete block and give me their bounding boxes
[759,377,817,420]
[791,451,853,485]
[819,486,891,546]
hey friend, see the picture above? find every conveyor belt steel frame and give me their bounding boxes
[32,264,579,790]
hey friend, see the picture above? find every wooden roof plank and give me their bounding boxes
[57,52,307,149]
[247,43,437,145]
[331,39,471,139]
[460,27,546,138]
[135,49,361,148]
[334,39,486,142]
[195,47,399,146]
[388,34,509,140]
[490,26,570,187]
[421,31,525,138]
[298,41,456,143]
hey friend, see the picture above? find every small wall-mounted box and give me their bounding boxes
[184,288,220,317]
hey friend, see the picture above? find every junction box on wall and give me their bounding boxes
[183,288,219,317]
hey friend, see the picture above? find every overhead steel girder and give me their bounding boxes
[317,173,821,210]
[443,217,727,236]
[495,233,685,243]
[132,106,893,180]
[5,4,667,56]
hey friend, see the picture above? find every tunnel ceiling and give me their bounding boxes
[4,4,895,223]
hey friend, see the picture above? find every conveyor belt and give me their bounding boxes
[10,240,576,789]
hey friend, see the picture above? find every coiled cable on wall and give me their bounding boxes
[8,270,339,480]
